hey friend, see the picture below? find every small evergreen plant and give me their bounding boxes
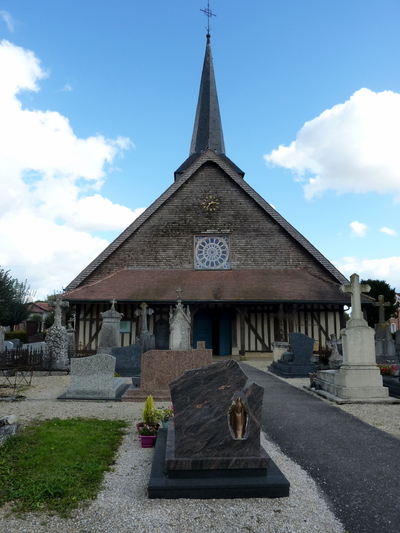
[142,395,162,426]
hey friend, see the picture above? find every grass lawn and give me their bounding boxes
[0,417,128,516]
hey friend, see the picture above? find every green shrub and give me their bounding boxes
[4,331,27,343]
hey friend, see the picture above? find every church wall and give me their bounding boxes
[233,304,343,355]
[76,302,343,354]
[83,162,337,285]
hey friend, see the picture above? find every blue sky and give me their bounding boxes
[1,1,400,299]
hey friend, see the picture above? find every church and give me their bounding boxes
[64,33,351,357]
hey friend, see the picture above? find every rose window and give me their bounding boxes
[194,236,230,269]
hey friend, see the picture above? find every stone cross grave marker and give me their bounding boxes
[135,302,154,334]
[340,273,370,323]
[374,295,390,324]
[52,294,69,326]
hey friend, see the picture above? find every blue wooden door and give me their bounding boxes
[193,310,213,350]
[219,311,232,356]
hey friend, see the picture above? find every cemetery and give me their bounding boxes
[2,16,400,533]
[2,265,400,533]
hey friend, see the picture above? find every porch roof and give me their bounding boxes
[63,268,353,305]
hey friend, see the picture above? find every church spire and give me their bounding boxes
[189,33,225,157]
[174,32,245,181]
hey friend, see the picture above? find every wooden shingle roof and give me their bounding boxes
[65,149,348,293]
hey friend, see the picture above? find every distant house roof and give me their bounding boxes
[29,302,51,314]
[64,268,351,305]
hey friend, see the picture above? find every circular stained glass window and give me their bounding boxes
[195,236,230,269]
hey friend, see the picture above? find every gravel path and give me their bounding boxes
[1,364,398,533]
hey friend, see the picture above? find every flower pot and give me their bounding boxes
[140,435,156,448]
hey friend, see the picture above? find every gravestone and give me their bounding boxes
[4,341,13,350]
[23,342,46,353]
[97,300,123,354]
[67,327,76,359]
[135,302,155,353]
[326,334,343,369]
[154,319,169,350]
[269,332,316,377]
[0,415,20,447]
[122,341,212,401]
[8,338,22,349]
[148,359,290,499]
[374,295,397,364]
[61,353,128,400]
[112,344,142,379]
[272,341,290,362]
[169,294,191,350]
[46,295,69,370]
[314,273,389,401]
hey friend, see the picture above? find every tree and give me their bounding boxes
[361,278,399,328]
[0,268,31,327]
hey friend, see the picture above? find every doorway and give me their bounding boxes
[193,308,232,356]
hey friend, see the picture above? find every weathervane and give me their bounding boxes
[200,1,216,34]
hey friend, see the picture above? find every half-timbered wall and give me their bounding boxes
[76,302,344,355]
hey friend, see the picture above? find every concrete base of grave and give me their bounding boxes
[148,428,290,499]
[272,342,290,362]
[58,377,130,401]
[51,358,70,371]
[312,366,394,403]
[122,386,171,402]
[269,360,317,378]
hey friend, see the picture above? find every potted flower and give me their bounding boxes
[377,364,398,377]
[161,405,174,429]
[136,395,162,441]
[138,424,158,448]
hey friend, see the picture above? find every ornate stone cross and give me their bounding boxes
[110,299,117,309]
[176,287,183,301]
[135,302,154,333]
[374,294,390,324]
[52,294,69,327]
[340,273,371,321]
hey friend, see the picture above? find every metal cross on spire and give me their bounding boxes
[200,1,216,34]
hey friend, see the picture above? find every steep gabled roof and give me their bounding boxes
[65,149,348,292]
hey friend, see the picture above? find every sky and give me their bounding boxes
[1,0,400,300]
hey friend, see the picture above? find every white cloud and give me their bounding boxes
[0,11,15,32]
[0,40,141,299]
[380,227,397,236]
[61,83,73,92]
[264,88,400,200]
[350,221,367,238]
[336,257,400,291]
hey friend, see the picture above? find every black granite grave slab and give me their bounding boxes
[169,359,263,460]
[383,376,400,398]
[148,428,290,499]
[165,418,269,471]
[112,344,142,377]
[269,332,317,378]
